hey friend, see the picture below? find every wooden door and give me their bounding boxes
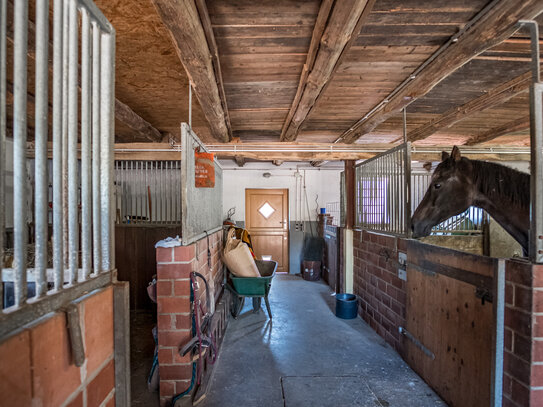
[246,189,289,273]
[405,240,494,407]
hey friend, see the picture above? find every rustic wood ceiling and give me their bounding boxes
[11,0,543,160]
[94,0,542,150]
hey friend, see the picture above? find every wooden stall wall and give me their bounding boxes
[323,225,339,292]
[405,240,495,407]
[115,225,182,310]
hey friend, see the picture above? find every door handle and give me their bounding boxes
[279,221,287,224]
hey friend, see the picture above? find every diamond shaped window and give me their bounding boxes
[258,202,275,219]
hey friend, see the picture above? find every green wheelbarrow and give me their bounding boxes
[226,260,277,319]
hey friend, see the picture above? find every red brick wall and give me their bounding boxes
[503,260,543,407]
[155,230,224,407]
[0,286,116,407]
[353,230,407,352]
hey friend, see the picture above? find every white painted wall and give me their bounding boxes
[220,161,342,223]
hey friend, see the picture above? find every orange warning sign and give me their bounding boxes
[194,150,215,188]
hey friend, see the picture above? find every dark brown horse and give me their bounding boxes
[411,146,530,254]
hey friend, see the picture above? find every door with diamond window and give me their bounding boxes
[245,189,289,273]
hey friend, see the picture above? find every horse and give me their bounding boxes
[411,146,530,254]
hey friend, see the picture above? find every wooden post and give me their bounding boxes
[344,160,355,294]
[344,160,355,229]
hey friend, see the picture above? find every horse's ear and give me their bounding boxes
[441,151,450,161]
[451,146,461,162]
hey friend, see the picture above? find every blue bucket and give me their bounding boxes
[335,293,358,319]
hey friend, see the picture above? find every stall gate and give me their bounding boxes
[404,240,497,407]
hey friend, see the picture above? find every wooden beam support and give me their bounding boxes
[151,0,231,143]
[310,161,326,167]
[114,100,165,142]
[404,72,532,143]
[280,0,375,142]
[464,115,530,146]
[340,0,543,144]
[234,156,245,167]
[27,142,531,162]
[194,0,232,141]
[344,160,355,229]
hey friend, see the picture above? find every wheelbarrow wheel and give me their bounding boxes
[231,295,244,319]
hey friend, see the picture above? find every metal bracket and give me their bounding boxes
[475,287,493,305]
[65,303,86,367]
[399,326,435,360]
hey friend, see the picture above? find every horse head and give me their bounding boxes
[411,146,476,238]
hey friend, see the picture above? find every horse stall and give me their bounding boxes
[349,135,543,406]
[114,160,182,311]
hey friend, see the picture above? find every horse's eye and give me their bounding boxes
[434,183,441,190]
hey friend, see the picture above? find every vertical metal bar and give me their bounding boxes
[0,0,6,305]
[403,108,407,144]
[62,0,69,269]
[81,9,91,279]
[67,0,79,284]
[491,259,505,406]
[159,160,163,223]
[53,0,64,289]
[100,31,115,271]
[521,20,543,263]
[13,0,28,306]
[188,81,192,128]
[169,161,173,224]
[92,21,101,273]
[35,0,50,297]
[405,143,412,237]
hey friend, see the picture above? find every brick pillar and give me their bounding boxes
[503,260,543,406]
[156,244,195,407]
[155,231,224,407]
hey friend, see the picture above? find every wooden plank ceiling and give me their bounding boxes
[58,1,543,158]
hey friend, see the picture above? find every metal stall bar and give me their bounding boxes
[12,0,28,306]
[91,19,101,271]
[100,29,115,271]
[404,142,412,237]
[67,0,79,284]
[52,0,64,289]
[521,20,543,264]
[35,0,50,297]
[62,0,69,269]
[0,0,6,305]
[81,8,92,278]
[491,260,506,407]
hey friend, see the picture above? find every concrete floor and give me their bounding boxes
[201,274,446,407]
[130,276,446,406]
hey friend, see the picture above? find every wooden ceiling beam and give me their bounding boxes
[30,142,530,162]
[234,156,246,167]
[115,99,165,142]
[310,161,326,167]
[340,0,543,144]
[152,0,231,143]
[404,71,532,143]
[280,0,376,142]
[7,0,164,143]
[464,115,530,146]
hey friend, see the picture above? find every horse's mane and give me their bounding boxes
[470,159,530,208]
